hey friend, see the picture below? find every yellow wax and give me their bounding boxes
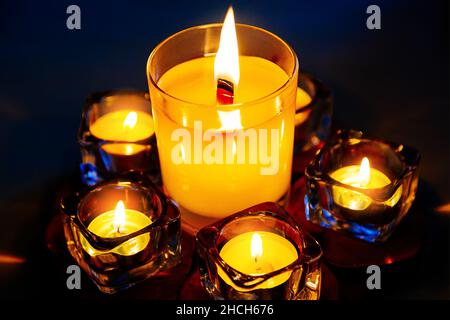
[295,87,312,126]
[80,209,151,256]
[90,110,154,156]
[101,143,148,156]
[330,165,402,211]
[218,231,298,290]
[155,56,295,218]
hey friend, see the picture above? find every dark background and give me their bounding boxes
[0,0,448,300]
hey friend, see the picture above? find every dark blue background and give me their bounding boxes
[0,0,448,299]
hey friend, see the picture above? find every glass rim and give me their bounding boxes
[147,23,299,109]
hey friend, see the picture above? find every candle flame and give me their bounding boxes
[113,200,126,233]
[218,109,243,131]
[251,232,263,262]
[358,157,371,187]
[214,6,240,87]
[123,111,138,129]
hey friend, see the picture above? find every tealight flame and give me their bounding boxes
[123,111,138,129]
[113,200,126,233]
[214,6,240,87]
[358,157,371,187]
[251,233,263,263]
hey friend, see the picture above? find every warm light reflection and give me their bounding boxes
[123,111,138,129]
[435,203,450,214]
[113,200,126,233]
[214,6,240,86]
[0,253,26,265]
[251,232,263,262]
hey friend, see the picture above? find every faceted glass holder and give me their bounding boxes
[78,90,159,186]
[196,202,322,300]
[61,172,181,294]
[305,130,420,243]
[294,73,333,154]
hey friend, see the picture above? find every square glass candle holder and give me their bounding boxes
[196,202,322,300]
[305,130,420,243]
[61,172,181,293]
[78,90,159,186]
[294,73,333,154]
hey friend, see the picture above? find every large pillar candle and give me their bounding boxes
[147,8,298,231]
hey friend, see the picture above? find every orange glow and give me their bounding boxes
[435,203,450,214]
[384,256,394,264]
[0,253,26,265]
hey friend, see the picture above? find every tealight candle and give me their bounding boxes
[218,231,298,290]
[196,202,322,300]
[330,157,402,211]
[90,110,154,156]
[62,175,182,293]
[305,130,420,242]
[78,91,158,185]
[80,200,151,256]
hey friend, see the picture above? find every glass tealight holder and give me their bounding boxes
[78,90,159,186]
[61,172,181,294]
[294,73,333,154]
[196,202,322,300]
[305,130,420,243]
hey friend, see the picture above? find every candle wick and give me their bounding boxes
[216,78,234,105]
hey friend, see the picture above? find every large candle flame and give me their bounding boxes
[251,232,263,263]
[123,111,138,129]
[214,6,240,87]
[113,200,126,233]
[358,157,371,187]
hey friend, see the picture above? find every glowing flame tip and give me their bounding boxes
[214,6,240,86]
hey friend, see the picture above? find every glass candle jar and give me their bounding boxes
[78,90,159,186]
[305,130,420,242]
[147,23,298,233]
[294,73,333,153]
[61,172,181,293]
[196,202,322,300]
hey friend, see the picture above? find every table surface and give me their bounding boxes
[0,0,448,299]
